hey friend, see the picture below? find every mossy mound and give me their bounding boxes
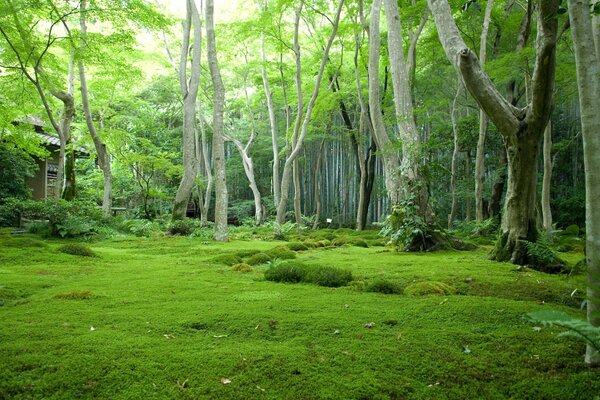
[3,237,48,248]
[264,260,307,283]
[286,242,309,251]
[57,244,96,257]
[211,254,243,266]
[245,252,272,266]
[235,249,262,258]
[404,281,456,296]
[54,290,93,300]
[265,247,297,260]
[315,240,331,248]
[304,265,353,287]
[331,237,349,247]
[366,280,403,295]
[352,239,369,248]
[231,263,254,273]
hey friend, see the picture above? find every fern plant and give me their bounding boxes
[527,310,600,354]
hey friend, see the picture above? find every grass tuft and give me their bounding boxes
[211,254,243,266]
[265,247,297,260]
[264,260,307,283]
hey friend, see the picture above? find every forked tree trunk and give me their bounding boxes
[567,0,600,366]
[173,0,201,219]
[428,0,558,265]
[79,0,112,217]
[206,0,228,241]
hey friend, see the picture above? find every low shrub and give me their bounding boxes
[231,263,254,273]
[287,242,309,251]
[57,244,96,257]
[265,247,297,260]
[117,219,163,237]
[246,252,272,266]
[404,281,456,296]
[264,260,307,283]
[366,280,403,295]
[211,254,243,266]
[304,265,353,287]
[54,290,93,300]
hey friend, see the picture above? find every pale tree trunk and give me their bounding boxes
[198,103,213,226]
[567,0,600,366]
[541,120,553,233]
[173,0,201,219]
[475,0,495,222]
[368,0,401,207]
[448,82,462,228]
[79,0,112,217]
[383,0,428,214]
[293,159,302,225]
[428,0,558,265]
[206,0,228,241]
[312,139,325,230]
[226,136,263,225]
[260,31,281,207]
[275,0,344,225]
[61,54,76,201]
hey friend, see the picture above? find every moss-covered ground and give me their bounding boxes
[0,229,598,399]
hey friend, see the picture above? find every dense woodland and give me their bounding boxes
[1,0,600,369]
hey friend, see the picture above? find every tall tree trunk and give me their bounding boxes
[384,0,428,214]
[173,0,201,219]
[79,0,112,217]
[227,136,263,225]
[368,0,401,207]
[488,145,507,220]
[448,82,462,228]
[567,0,600,366]
[293,159,302,225]
[475,0,495,222]
[206,0,228,241]
[198,102,213,226]
[312,139,325,230]
[541,120,553,233]
[275,0,344,225]
[428,0,558,265]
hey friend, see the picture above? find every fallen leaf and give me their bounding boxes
[90,326,95,331]
[463,346,471,354]
[220,378,231,385]
[364,322,375,328]
[533,326,542,332]
[213,334,228,338]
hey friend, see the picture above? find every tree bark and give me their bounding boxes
[428,0,558,264]
[488,144,507,220]
[79,0,112,217]
[368,0,401,207]
[173,0,201,219]
[475,0,495,222]
[312,139,325,230]
[448,82,462,228]
[567,0,600,366]
[206,0,228,241]
[541,120,553,233]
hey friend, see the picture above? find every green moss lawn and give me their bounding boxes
[1,229,598,399]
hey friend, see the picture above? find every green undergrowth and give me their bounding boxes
[0,230,597,399]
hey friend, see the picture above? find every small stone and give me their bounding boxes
[464,277,473,283]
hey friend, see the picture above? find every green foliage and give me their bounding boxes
[117,219,163,237]
[57,244,96,257]
[245,252,272,266]
[211,254,243,266]
[286,242,309,251]
[366,280,404,295]
[2,236,48,248]
[265,247,297,260]
[271,221,297,240]
[304,265,353,288]
[404,281,457,296]
[527,310,600,355]
[523,238,566,272]
[0,142,37,200]
[264,260,308,283]
[235,249,262,258]
[352,239,369,248]
[380,196,438,251]
[231,263,254,273]
[166,218,201,236]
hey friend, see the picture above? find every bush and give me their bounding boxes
[167,218,201,236]
[211,254,243,266]
[404,281,456,296]
[264,260,308,283]
[118,219,163,237]
[287,242,309,251]
[366,280,403,295]
[246,252,272,266]
[523,240,566,273]
[304,265,353,287]
[231,263,254,273]
[265,247,297,260]
[57,244,96,257]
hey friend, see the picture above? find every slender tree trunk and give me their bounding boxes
[475,0,495,222]
[198,103,213,226]
[368,0,401,207]
[312,139,325,230]
[567,0,600,366]
[541,120,553,233]
[227,136,263,225]
[173,0,201,219]
[488,145,507,220]
[448,82,462,228]
[206,0,228,241]
[293,159,302,225]
[79,0,112,217]
[428,0,558,265]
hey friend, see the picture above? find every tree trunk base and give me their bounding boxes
[403,227,476,252]
[492,232,567,273]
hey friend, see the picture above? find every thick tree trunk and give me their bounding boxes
[173,0,201,219]
[79,1,112,217]
[567,0,600,366]
[368,0,401,207]
[541,120,553,233]
[474,0,495,222]
[428,0,558,264]
[206,0,228,241]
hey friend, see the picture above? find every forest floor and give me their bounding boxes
[0,228,598,400]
